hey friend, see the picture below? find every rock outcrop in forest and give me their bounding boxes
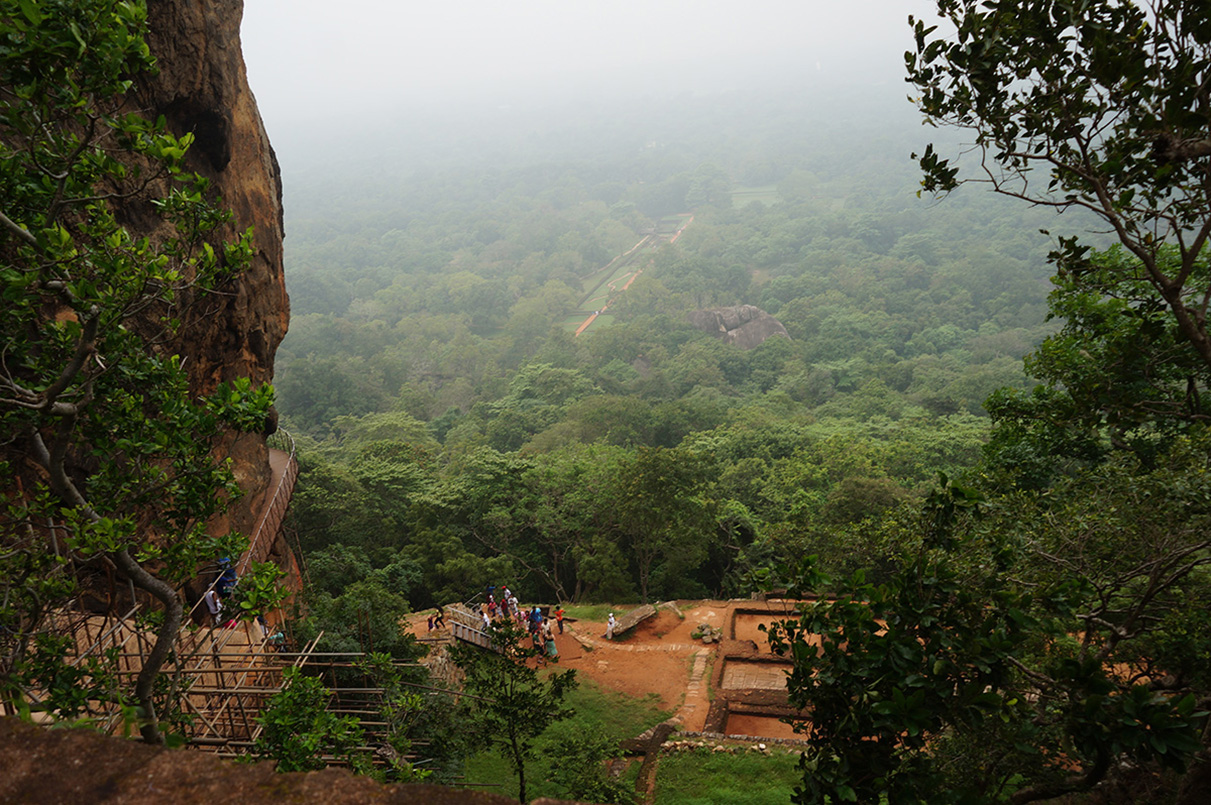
[687,305,789,349]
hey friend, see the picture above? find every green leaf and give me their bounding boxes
[18,0,42,24]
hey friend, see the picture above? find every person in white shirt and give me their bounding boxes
[202,588,222,626]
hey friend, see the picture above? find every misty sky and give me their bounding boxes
[241,0,940,134]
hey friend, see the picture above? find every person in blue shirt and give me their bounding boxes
[216,558,237,597]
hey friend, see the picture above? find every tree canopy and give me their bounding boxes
[450,618,578,804]
[909,0,1211,368]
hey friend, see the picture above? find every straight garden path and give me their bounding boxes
[573,214,693,337]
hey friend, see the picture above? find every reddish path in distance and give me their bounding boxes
[574,215,693,337]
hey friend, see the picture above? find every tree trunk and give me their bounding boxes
[112,549,183,745]
[511,730,526,804]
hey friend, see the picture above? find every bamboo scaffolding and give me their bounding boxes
[11,432,443,772]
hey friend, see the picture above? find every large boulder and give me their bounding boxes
[687,305,789,350]
[0,717,524,805]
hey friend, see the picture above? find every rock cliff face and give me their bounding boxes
[136,0,289,535]
[687,305,789,350]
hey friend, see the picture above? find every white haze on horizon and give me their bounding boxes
[240,0,940,145]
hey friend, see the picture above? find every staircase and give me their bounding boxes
[444,603,499,650]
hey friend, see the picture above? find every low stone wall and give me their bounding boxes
[699,600,809,737]
[663,730,810,749]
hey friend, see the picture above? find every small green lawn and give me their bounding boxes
[582,313,616,330]
[561,602,627,622]
[560,313,589,329]
[578,262,640,311]
[654,747,803,805]
[731,186,781,208]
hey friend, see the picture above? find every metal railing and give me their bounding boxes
[177,427,300,666]
[239,429,298,574]
[152,427,303,745]
[445,603,499,651]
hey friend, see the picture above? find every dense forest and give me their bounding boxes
[275,84,1079,614]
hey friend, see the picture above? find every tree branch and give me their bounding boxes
[39,309,99,411]
[1009,749,1111,805]
[110,548,182,745]
[0,209,38,248]
[1153,135,1211,165]
[27,427,180,744]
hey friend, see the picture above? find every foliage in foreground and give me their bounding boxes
[253,666,366,773]
[910,0,1211,374]
[546,726,636,805]
[0,0,272,743]
[462,675,667,803]
[451,618,578,803]
[768,473,1209,805]
[253,658,435,782]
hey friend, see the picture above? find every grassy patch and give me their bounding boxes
[461,675,670,801]
[556,673,668,737]
[731,185,781,208]
[563,603,631,622]
[560,313,589,330]
[460,752,516,799]
[578,264,641,312]
[653,747,803,805]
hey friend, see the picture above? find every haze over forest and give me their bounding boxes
[227,0,1124,623]
[242,1,937,129]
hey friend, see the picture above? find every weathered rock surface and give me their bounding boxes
[0,717,548,805]
[615,604,658,634]
[687,305,789,349]
[134,0,290,539]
